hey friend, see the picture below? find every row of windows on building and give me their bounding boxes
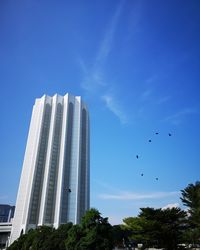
[28,102,88,225]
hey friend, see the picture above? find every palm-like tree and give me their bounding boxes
[181,181,200,247]
[181,181,200,227]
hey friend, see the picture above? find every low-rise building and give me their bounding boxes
[0,205,15,249]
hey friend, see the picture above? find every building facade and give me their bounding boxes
[0,205,15,223]
[0,205,15,249]
[10,94,90,244]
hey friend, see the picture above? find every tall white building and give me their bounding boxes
[10,94,90,244]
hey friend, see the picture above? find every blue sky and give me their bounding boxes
[0,0,199,224]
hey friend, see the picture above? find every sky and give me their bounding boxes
[0,0,200,225]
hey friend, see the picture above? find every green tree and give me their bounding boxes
[80,208,106,228]
[65,224,83,250]
[65,208,113,250]
[139,207,187,250]
[7,226,54,250]
[112,225,131,248]
[123,216,151,242]
[181,181,200,227]
[27,226,54,250]
[123,207,187,250]
[7,234,28,250]
[43,223,73,250]
[181,181,200,245]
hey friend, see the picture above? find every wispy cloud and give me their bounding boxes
[163,107,198,125]
[79,1,128,124]
[95,1,124,65]
[93,179,122,193]
[80,1,124,92]
[145,75,158,85]
[140,89,153,101]
[79,64,105,93]
[124,0,143,42]
[99,191,179,200]
[102,94,128,124]
[157,95,171,104]
[0,195,8,201]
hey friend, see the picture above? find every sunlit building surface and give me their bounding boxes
[10,94,90,244]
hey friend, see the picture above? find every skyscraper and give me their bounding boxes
[10,94,90,244]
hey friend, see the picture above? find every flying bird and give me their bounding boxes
[149,139,152,142]
[155,132,159,135]
[156,178,158,181]
[136,155,139,159]
[68,188,71,193]
[168,133,172,136]
[141,173,144,176]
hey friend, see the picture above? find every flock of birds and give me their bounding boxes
[136,132,172,181]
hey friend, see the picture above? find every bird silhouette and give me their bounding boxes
[141,173,144,176]
[168,133,172,136]
[68,188,71,193]
[136,155,139,159]
[156,178,158,181]
[149,139,152,142]
[155,132,159,135]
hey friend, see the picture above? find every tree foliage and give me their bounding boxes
[112,225,131,248]
[7,226,55,250]
[65,208,113,250]
[7,181,200,250]
[181,181,200,227]
[140,207,187,250]
[43,223,73,250]
[181,181,200,245]
[7,234,28,250]
[124,207,187,250]
[8,209,114,250]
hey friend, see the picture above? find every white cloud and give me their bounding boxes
[163,107,198,125]
[101,94,128,124]
[162,203,180,210]
[99,191,179,200]
[108,215,123,225]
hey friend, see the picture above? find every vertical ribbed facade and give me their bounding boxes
[10,94,90,244]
